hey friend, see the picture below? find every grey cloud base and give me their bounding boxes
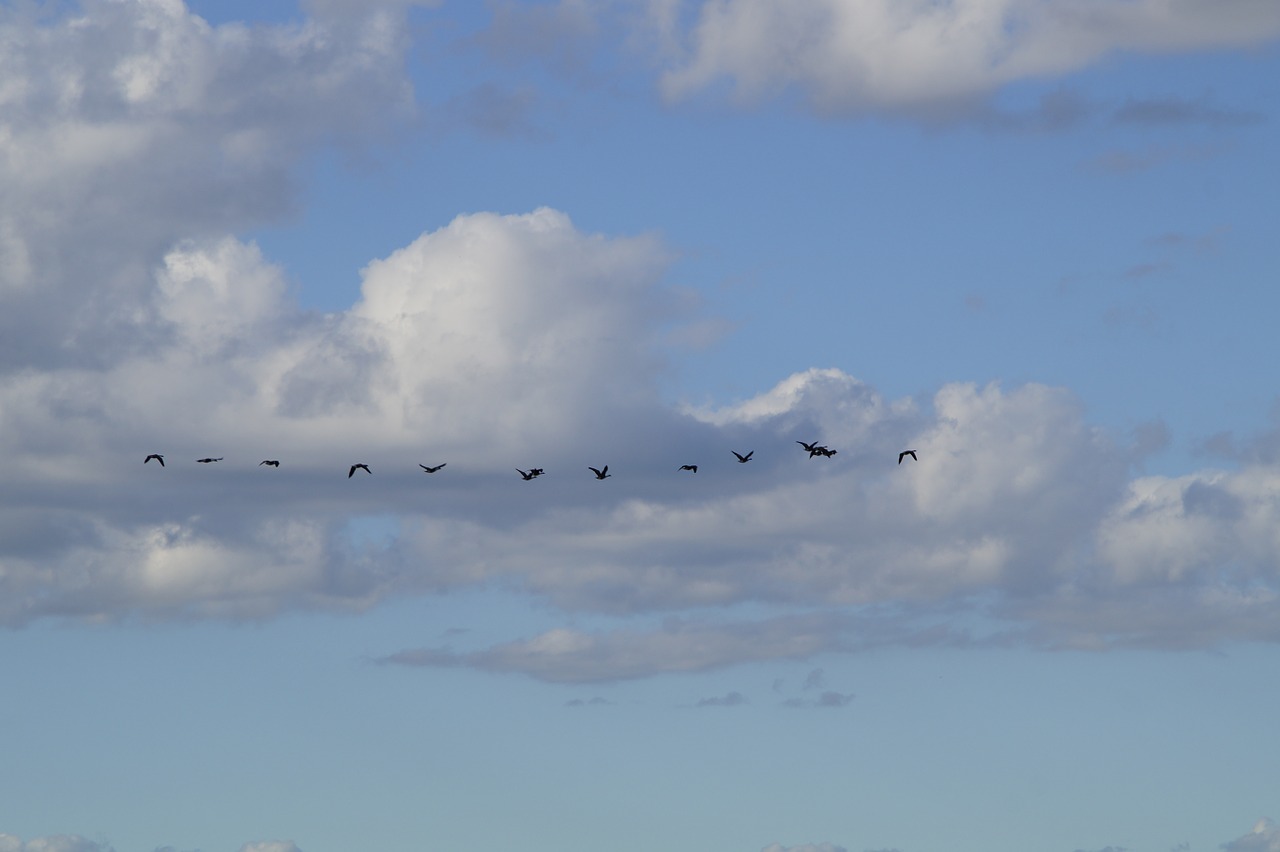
[4,201,1280,672]
[3,189,1280,660]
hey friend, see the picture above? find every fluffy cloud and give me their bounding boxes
[1223,819,1280,852]
[653,0,1280,114]
[0,204,682,623]
[0,0,420,369]
[7,1,1280,677]
[12,221,1280,658]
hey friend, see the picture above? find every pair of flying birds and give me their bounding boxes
[143,454,234,466]
[351,462,447,477]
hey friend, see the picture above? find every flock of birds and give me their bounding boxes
[141,443,920,478]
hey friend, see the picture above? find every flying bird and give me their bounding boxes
[349,463,371,478]
[529,468,545,478]
[678,464,698,473]
[732,450,754,463]
[517,468,537,481]
[196,457,223,463]
[144,454,164,466]
[810,446,837,458]
[796,440,821,453]
[898,450,918,464]
[588,466,611,480]
[259,460,280,467]
[419,463,446,473]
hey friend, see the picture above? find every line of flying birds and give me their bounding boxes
[140,444,919,478]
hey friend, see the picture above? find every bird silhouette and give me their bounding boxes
[419,463,446,473]
[349,463,371,478]
[588,466,611,480]
[732,450,754,463]
[529,468,545,478]
[797,440,821,453]
[259,460,280,467]
[678,464,698,473]
[810,446,837,458]
[144,454,164,467]
[196,457,223,463]
[517,468,537,481]
[898,450,917,464]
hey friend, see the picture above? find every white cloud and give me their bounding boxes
[654,0,1280,114]
[0,204,683,624]
[0,0,419,369]
[5,0,1280,671]
[1223,819,1280,852]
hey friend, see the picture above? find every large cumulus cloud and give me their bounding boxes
[6,0,1280,679]
[0,0,421,369]
[7,189,1280,657]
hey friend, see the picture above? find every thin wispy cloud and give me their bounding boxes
[1111,95,1263,128]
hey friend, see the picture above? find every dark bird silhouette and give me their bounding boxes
[144,454,164,466]
[732,450,754,463]
[678,464,698,473]
[517,468,537,481]
[898,450,918,464]
[529,468,545,478]
[588,466,611,480]
[810,446,837,458]
[349,463,371,478]
[797,440,821,453]
[419,463,446,473]
[196,457,223,463]
[259,460,280,467]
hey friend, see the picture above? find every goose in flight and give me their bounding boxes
[144,454,164,466]
[678,464,698,473]
[196,457,223,463]
[796,440,821,453]
[419,463,446,473]
[898,450,917,464]
[259,460,280,467]
[349,463,371,478]
[588,466,611,480]
[517,468,538,481]
[732,450,754,463]
[529,468,545,478]
[810,446,837,458]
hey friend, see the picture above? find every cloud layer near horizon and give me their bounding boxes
[3,0,1280,684]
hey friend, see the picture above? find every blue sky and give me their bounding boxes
[1,2,1279,852]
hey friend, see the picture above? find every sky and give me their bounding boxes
[1,1,1279,851]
